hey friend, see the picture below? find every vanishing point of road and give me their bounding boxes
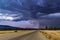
[0,30,49,40]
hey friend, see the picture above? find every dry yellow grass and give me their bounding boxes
[0,31,14,34]
[0,30,35,34]
[40,30,60,40]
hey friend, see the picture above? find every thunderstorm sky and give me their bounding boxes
[0,0,60,28]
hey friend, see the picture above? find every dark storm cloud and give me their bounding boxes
[0,0,60,26]
[39,18,60,26]
[0,0,60,19]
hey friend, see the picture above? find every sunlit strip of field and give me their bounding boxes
[40,30,60,40]
[0,31,14,34]
[0,30,36,34]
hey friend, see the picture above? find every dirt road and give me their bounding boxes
[0,30,48,40]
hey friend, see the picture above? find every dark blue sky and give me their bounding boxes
[0,0,60,28]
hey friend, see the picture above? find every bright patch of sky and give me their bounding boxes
[41,13,60,18]
[0,13,14,20]
[0,20,39,28]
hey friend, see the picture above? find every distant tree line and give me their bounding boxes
[40,26,60,30]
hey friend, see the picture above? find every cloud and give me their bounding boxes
[41,13,60,18]
[39,18,60,26]
[1,0,60,19]
[0,9,24,21]
[0,20,39,28]
[0,0,60,27]
[48,13,60,17]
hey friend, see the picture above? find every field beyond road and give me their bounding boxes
[40,30,60,40]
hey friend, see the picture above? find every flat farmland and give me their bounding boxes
[0,30,35,34]
[40,30,60,40]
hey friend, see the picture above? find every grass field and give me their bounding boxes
[40,30,60,40]
[0,30,60,40]
[0,30,35,34]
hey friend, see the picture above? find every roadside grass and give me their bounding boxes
[0,30,16,34]
[0,30,35,34]
[40,30,60,40]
